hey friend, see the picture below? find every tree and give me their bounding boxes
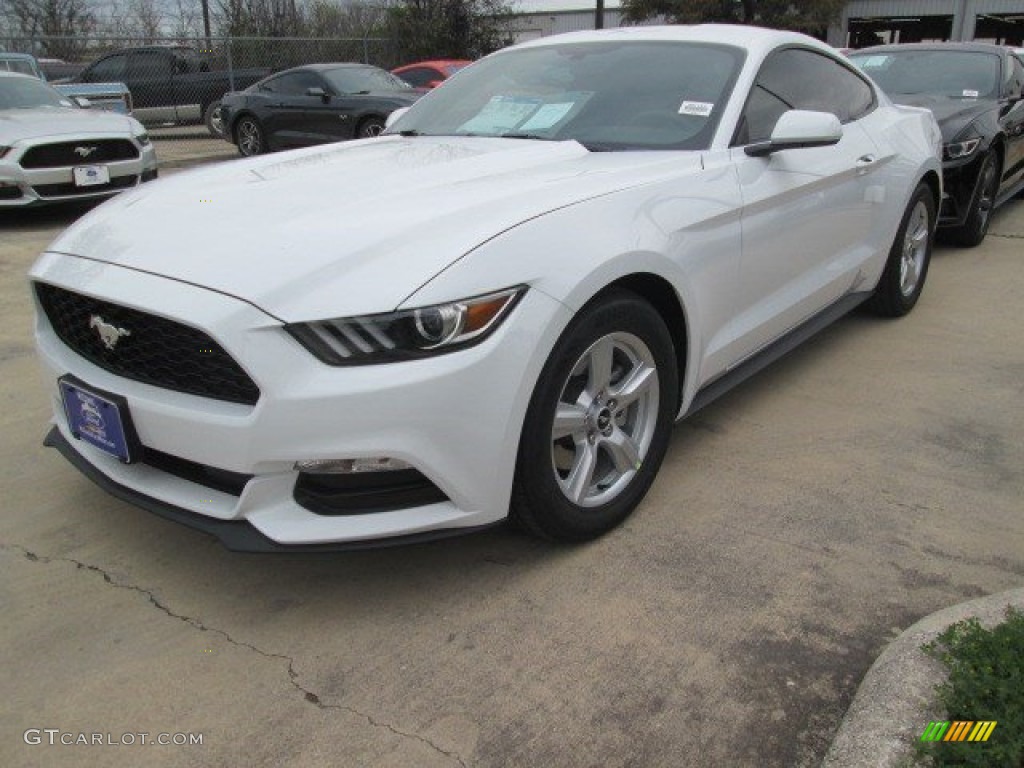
[217,0,307,37]
[385,0,515,62]
[6,0,97,58]
[622,0,845,35]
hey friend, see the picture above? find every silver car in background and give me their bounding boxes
[0,72,157,208]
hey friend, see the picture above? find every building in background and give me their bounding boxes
[837,0,1023,48]
[509,0,1024,47]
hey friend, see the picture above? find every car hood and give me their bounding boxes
[0,106,137,144]
[47,136,704,322]
[884,94,993,140]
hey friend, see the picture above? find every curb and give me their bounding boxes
[822,586,1024,768]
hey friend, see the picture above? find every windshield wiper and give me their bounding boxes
[500,132,552,141]
[398,129,422,137]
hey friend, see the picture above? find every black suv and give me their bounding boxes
[851,43,1024,246]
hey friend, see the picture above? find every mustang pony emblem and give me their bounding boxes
[74,146,98,158]
[89,315,131,350]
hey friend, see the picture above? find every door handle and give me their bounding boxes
[856,154,876,175]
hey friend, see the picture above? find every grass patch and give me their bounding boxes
[915,606,1024,767]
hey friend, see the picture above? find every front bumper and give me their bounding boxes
[938,152,985,228]
[31,252,568,549]
[0,134,157,207]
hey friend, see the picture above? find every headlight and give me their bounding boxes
[135,132,151,147]
[286,286,526,365]
[943,138,980,161]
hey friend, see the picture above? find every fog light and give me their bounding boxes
[293,457,412,474]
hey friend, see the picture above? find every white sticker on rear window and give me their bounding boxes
[963,89,979,98]
[859,55,890,68]
[679,101,713,117]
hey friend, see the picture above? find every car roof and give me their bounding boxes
[511,23,833,57]
[393,60,472,71]
[850,42,1011,55]
[295,63,377,72]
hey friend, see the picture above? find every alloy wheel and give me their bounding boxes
[550,332,660,507]
[900,200,930,297]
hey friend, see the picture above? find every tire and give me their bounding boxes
[945,150,1000,247]
[235,115,265,157]
[204,102,224,138]
[868,183,935,317]
[511,290,678,541]
[356,116,385,139]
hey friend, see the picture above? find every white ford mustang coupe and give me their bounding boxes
[31,26,942,551]
[1,72,157,207]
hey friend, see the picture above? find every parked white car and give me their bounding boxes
[1,72,156,207]
[31,26,941,550]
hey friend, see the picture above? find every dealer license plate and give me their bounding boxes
[59,376,135,463]
[73,165,110,187]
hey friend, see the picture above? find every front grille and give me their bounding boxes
[33,175,137,199]
[0,186,21,200]
[20,139,139,169]
[36,283,261,406]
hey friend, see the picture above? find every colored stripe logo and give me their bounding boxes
[920,721,997,742]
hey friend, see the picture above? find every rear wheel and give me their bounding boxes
[868,183,935,317]
[204,102,224,138]
[511,290,678,541]
[945,150,1000,247]
[356,116,385,139]
[235,116,265,156]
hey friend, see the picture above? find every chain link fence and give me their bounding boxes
[2,34,400,140]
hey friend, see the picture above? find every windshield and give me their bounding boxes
[0,76,72,109]
[323,66,411,94]
[387,41,744,151]
[850,50,1001,99]
[1,58,40,77]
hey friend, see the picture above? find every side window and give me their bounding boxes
[734,48,876,145]
[266,72,324,96]
[86,54,127,83]
[129,51,172,79]
[397,67,438,88]
[1006,56,1024,99]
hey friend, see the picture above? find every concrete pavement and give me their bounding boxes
[0,165,1021,768]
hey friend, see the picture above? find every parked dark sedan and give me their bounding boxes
[851,43,1024,246]
[218,63,420,156]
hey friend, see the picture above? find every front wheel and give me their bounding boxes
[511,290,678,541]
[235,116,266,157]
[868,182,935,317]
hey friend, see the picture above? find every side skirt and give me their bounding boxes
[684,291,873,418]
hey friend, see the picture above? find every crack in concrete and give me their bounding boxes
[4,543,468,768]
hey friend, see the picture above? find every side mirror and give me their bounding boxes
[745,110,843,157]
[385,106,410,130]
[306,86,329,103]
[74,96,92,109]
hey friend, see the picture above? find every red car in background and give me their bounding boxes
[391,59,472,89]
